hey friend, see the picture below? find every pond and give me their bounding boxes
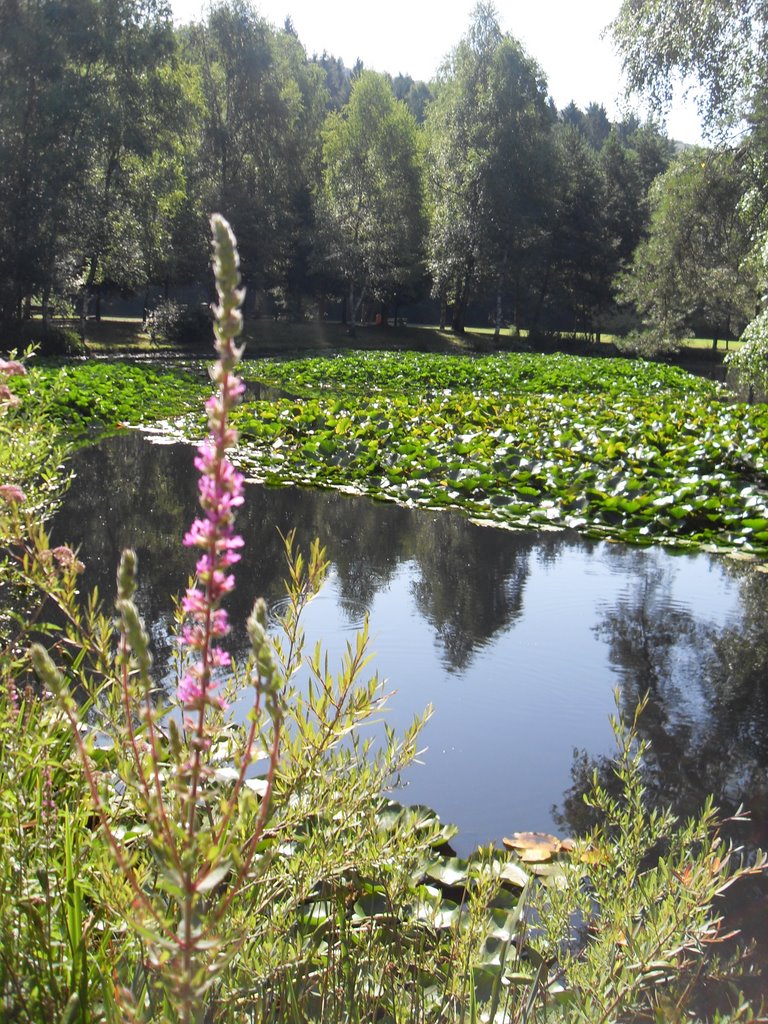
[52,431,768,863]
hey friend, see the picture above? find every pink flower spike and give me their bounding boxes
[182,589,208,615]
[177,214,248,725]
[0,360,25,377]
[182,624,206,648]
[195,554,216,577]
[210,571,236,595]
[178,672,203,706]
[208,647,231,668]
[194,444,217,472]
[210,609,230,635]
[0,484,25,504]
[183,520,214,548]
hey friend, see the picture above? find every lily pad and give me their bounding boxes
[503,832,576,862]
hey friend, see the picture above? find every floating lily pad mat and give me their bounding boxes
[225,351,768,558]
[21,351,768,557]
[16,360,204,437]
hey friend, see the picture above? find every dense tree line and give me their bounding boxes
[0,0,759,344]
[611,0,767,368]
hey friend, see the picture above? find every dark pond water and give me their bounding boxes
[52,432,768,866]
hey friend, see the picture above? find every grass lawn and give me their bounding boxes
[76,316,475,355]
[680,336,744,351]
[73,316,173,352]
[73,316,744,362]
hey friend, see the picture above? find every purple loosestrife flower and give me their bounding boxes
[0,384,21,408]
[0,359,24,414]
[0,359,25,377]
[178,215,246,715]
[0,484,26,505]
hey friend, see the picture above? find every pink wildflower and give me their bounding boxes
[39,545,85,575]
[0,384,20,407]
[178,671,203,706]
[0,484,25,504]
[50,545,84,571]
[177,213,245,716]
[0,360,25,377]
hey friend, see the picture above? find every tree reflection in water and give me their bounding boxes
[55,432,542,676]
[55,433,767,866]
[555,549,768,840]
[553,551,768,995]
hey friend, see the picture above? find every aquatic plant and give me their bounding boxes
[21,345,768,557]
[229,353,768,557]
[13,360,205,439]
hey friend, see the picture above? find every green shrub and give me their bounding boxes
[1,319,86,357]
[614,327,682,358]
[170,302,213,346]
[144,299,212,347]
[727,311,768,400]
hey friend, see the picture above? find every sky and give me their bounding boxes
[170,0,707,145]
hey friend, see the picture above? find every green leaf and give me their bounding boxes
[195,861,232,893]
[426,857,469,887]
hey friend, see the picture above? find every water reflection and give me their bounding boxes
[557,548,768,848]
[53,432,768,857]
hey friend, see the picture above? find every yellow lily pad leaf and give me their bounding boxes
[503,832,574,862]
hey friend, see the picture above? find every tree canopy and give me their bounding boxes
[618,148,756,348]
[425,4,555,334]
[0,0,682,342]
[317,71,425,323]
[610,0,768,131]
[611,0,768,380]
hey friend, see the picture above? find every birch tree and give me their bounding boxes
[317,70,425,326]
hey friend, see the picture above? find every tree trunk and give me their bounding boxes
[451,275,471,335]
[79,287,90,338]
[451,305,464,335]
[78,290,86,341]
[494,248,509,343]
[352,282,366,324]
[346,281,356,337]
[83,256,98,329]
